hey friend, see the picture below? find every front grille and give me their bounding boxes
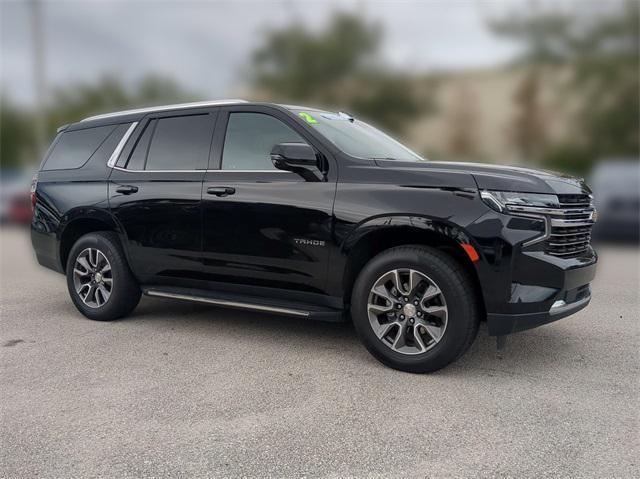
[557,194,592,208]
[545,194,595,257]
[547,225,592,256]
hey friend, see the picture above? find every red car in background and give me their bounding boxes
[0,170,33,226]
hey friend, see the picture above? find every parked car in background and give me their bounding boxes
[591,160,640,243]
[0,169,32,225]
[31,100,598,373]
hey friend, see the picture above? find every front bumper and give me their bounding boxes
[486,260,596,336]
[488,289,591,336]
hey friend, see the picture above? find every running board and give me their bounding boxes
[142,286,344,322]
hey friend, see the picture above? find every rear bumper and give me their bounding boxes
[487,290,591,336]
[31,226,64,273]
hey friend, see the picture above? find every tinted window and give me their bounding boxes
[145,115,212,170]
[42,125,116,170]
[222,113,307,170]
[125,120,156,170]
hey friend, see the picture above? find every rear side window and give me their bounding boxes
[42,125,115,170]
[222,113,307,170]
[144,115,212,170]
[125,120,156,170]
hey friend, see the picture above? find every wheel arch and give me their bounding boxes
[340,215,485,315]
[58,209,124,272]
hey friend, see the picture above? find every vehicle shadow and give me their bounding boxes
[129,296,579,376]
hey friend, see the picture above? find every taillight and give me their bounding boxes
[30,174,38,212]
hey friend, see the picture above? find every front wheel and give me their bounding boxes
[66,231,141,321]
[351,245,480,373]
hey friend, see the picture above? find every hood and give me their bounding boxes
[374,160,592,196]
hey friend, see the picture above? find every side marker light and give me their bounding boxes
[461,243,479,262]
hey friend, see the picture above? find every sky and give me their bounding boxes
[0,0,592,106]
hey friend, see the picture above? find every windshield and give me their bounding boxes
[291,109,425,162]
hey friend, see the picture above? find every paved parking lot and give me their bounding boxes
[1,227,638,478]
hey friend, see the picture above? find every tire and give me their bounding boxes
[65,231,141,321]
[351,245,480,373]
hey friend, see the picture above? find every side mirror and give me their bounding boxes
[270,143,323,181]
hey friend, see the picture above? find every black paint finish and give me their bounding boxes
[31,102,597,336]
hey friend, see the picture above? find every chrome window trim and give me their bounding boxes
[110,165,294,174]
[111,166,203,173]
[208,170,293,174]
[107,122,138,168]
[82,99,247,122]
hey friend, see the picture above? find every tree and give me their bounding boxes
[252,13,380,102]
[1,75,195,168]
[489,0,639,173]
[46,75,195,138]
[0,99,35,169]
[510,68,546,161]
[447,84,480,158]
[250,12,429,134]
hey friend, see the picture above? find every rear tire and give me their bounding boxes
[351,245,480,373]
[66,231,141,321]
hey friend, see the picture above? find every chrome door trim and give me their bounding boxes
[107,122,138,168]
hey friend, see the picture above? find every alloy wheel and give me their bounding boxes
[72,248,113,308]
[367,268,448,355]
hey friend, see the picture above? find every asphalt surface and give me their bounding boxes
[1,227,638,478]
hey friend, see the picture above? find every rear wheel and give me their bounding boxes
[351,245,480,373]
[66,232,140,321]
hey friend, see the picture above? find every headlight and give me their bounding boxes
[480,190,559,213]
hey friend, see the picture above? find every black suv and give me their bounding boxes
[31,100,597,372]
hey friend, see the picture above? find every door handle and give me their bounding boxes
[207,186,235,197]
[115,185,138,195]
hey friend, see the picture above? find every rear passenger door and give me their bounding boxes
[108,109,216,284]
[201,106,336,296]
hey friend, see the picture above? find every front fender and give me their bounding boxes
[340,214,478,255]
[326,211,488,301]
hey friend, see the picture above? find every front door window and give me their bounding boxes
[221,112,308,171]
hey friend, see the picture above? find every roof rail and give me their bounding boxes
[81,99,248,122]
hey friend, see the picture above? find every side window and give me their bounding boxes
[222,113,307,170]
[144,114,212,170]
[42,125,116,170]
[125,120,156,170]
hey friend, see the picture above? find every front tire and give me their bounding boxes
[351,245,480,373]
[66,231,141,321]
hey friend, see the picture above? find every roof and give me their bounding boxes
[80,99,249,122]
[277,104,326,112]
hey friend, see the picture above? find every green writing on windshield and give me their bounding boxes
[298,112,318,124]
